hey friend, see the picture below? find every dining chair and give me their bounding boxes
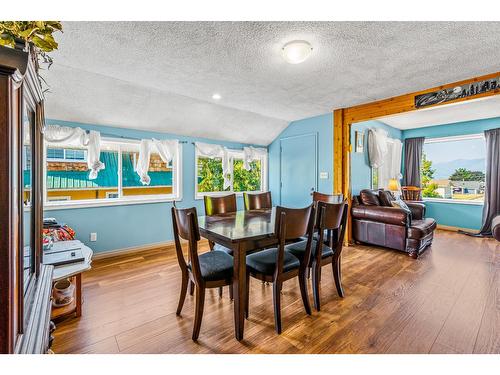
[243,191,272,210]
[286,200,348,311]
[312,191,343,245]
[172,206,234,341]
[203,194,236,299]
[245,204,315,334]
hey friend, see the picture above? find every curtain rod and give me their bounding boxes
[99,132,189,144]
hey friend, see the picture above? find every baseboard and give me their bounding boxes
[436,224,478,233]
[92,240,176,260]
[92,238,210,260]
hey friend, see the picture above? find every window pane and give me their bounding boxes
[233,159,262,192]
[46,150,118,201]
[65,149,86,160]
[121,151,173,196]
[421,137,485,201]
[47,148,64,159]
[197,156,226,193]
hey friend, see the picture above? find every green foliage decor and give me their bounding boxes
[0,21,62,51]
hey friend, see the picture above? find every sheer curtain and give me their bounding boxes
[479,128,500,235]
[135,139,180,185]
[368,128,403,189]
[44,125,105,180]
[243,146,267,170]
[195,142,232,189]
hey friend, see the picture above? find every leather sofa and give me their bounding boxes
[493,215,500,242]
[352,189,437,258]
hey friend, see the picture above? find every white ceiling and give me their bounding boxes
[378,95,500,130]
[42,22,500,145]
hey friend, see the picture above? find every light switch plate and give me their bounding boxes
[90,232,97,242]
[319,172,329,179]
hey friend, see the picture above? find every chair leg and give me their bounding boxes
[229,284,234,300]
[192,285,206,341]
[218,287,223,298]
[298,269,311,315]
[311,263,321,311]
[245,273,250,319]
[189,279,195,296]
[272,281,282,334]
[332,258,344,298]
[306,267,311,279]
[176,272,188,315]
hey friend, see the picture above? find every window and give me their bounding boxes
[195,148,267,198]
[421,134,485,203]
[371,168,379,189]
[44,138,181,207]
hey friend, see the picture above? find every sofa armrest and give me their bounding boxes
[406,202,426,220]
[352,206,409,226]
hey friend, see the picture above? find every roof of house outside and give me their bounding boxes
[24,151,172,189]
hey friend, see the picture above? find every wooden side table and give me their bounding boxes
[49,243,93,320]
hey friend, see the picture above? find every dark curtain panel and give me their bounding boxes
[403,137,425,187]
[479,128,500,235]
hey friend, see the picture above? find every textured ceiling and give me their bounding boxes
[43,22,500,145]
[379,95,500,130]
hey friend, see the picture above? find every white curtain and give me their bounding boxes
[243,146,267,170]
[375,137,403,190]
[87,131,105,179]
[368,128,389,169]
[44,125,105,180]
[195,142,232,189]
[153,139,178,164]
[136,139,152,185]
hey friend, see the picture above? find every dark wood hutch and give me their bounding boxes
[0,43,53,354]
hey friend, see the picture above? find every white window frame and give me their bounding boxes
[422,133,485,206]
[194,147,268,199]
[43,137,183,210]
[46,147,88,163]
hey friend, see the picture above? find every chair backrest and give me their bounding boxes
[204,194,237,216]
[244,191,272,210]
[312,191,343,204]
[315,200,349,261]
[171,206,202,281]
[401,186,422,201]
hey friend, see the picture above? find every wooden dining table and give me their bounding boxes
[198,208,278,341]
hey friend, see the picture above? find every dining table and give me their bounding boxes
[198,208,278,341]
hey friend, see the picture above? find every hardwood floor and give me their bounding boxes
[51,230,499,354]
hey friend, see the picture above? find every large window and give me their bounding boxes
[195,148,267,198]
[420,134,485,203]
[43,139,181,207]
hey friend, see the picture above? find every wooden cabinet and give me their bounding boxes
[0,43,53,354]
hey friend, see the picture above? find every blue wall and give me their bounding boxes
[46,119,262,253]
[268,113,333,205]
[402,116,500,230]
[350,120,402,195]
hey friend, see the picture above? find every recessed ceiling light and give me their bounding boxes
[282,40,313,64]
[212,93,221,100]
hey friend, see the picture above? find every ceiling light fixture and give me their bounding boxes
[212,93,221,100]
[282,40,313,64]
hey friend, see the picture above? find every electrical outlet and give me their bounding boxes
[90,232,97,242]
[319,172,329,179]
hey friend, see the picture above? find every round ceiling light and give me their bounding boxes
[282,40,313,64]
[212,93,221,100]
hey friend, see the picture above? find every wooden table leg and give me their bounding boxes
[232,243,246,341]
[75,273,82,318]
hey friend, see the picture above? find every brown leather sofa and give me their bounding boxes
[493,215,500,242]
[352,189,437,258]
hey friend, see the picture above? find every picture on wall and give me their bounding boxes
[415,76,500,108]
[355,131,364,153]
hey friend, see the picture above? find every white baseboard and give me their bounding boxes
[436,224,478,233]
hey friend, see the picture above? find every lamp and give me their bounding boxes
[388,178,400,199]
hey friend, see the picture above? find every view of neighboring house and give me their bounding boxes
[429,178,485,201]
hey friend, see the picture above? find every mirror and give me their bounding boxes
[22,102,35,294]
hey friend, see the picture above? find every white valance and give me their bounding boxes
[195,142,232,189]
[44,125,105,180]
[368,128,389,169]
[153,139,178,164]
[136,139,152,185]
[136,138,180,186]
[242,146,267,170]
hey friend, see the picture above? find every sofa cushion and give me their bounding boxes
[407,218,437,239]
[188,250,234,281]
[378,190,395,207]
[359,189,381,206]
[246,248,300,275]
